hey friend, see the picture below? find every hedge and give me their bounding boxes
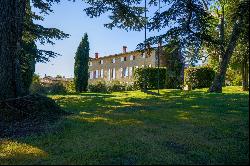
[184,66,215,89]
[88,81,138,93]
[134,68,167,90]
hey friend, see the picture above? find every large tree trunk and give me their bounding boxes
[209,18,243,93]
[0,0,26,100]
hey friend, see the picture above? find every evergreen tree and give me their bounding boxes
[22,0,69,95]
[74,33,90,92]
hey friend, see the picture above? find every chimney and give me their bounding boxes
[123,46,127,53]
[95,52,99,59]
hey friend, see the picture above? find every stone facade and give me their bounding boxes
[88,46,164,84]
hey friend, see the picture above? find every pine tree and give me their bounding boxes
[20,0,69,95]
[74,33,90,93]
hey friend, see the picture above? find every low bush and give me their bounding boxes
[134,68,167,90]
[30,82,47,94]
[88,81,138,93]
[63,81,76,93]
[226,68,242,86]
[30,81,72,95]
[88,81,108,93]
[48,82,67,94]
[107,81,126,92]
[184,66,215,89]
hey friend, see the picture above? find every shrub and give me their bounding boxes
[107,81,126,92]
[134,68,167,90]
[125,83,138,91]
[184,66,215,89]
[65,81,76,93]
[48,82,67,94]
[88,81,138,93]
[88,81,108,93]
[30,82,47,94]
[226,68,242,86]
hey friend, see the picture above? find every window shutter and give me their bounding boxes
[113,68,116,79]
[96,70,99,78]
[121,68,123,78]
[90,71,93,79]
[129,67,133,77]
[108,69,111,81]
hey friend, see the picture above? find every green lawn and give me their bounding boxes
[0,86,249,165]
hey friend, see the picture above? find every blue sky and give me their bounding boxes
[35,0,159,78]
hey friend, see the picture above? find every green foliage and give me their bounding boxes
[19,0,69,96]
[30,82,47,95]
[226,68,242,86]
[88,81,138,93]
[29,75,74,95]
[48,83,67,94]
[107,81,126,92]
[88,81,109,93]
[20,41,37,95]
[163,40,185,89]
[134,68,167,90]
[108,81,138,92]
[29,75,47,94]
[65,81,76,93]
[84,0,145,31]
[184,66,215,89]
[24,0,69,63]
[74,33,90,92]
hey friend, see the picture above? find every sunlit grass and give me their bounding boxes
[0,86,248,165]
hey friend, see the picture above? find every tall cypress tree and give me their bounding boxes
[74,33,90,92]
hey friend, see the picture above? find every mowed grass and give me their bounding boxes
[0,86,249,165]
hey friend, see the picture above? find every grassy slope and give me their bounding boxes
[0,86,249,165]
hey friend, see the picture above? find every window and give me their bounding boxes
[121,57,127,62]
[100,69,104,78]
[89,62,93,66]
[130,55,135,61]
[112,58,116,63]
[125,67,129,77]
[129,67,133,77]
[111,68,116,79]
[90,71,93,79]
[99,60,104,64]
[108,69,111,81]
[121,67,129,78]
[109,68,115,80]
[96,70,99,78]
[93,71,96,79]
[141,53,146,58]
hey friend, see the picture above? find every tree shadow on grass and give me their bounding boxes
[1,90,249,165]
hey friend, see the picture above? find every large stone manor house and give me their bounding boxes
[88,46,164,84]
